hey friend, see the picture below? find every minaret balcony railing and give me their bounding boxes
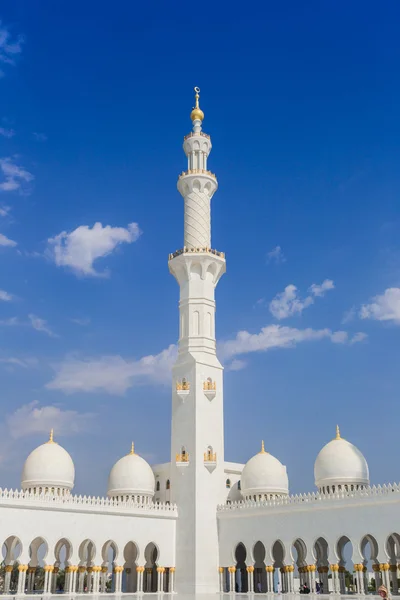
[204,452,217,462]
[184,131,210,141]
[176,453,189,467]
[176,380,190,391]
[169,247,225,261]
[203,379,217,401]
[178,169,216,180]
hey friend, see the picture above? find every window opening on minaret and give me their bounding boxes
[238,480,241,490]
[156,481,160,492]
[226,479,231,489]
[166,479,171,490]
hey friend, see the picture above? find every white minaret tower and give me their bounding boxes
[168,88,226,594]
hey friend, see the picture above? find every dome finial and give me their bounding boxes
[129,441,135,455]
[335,425,341,440]
[190,86,204,123]
[259,440,266,454]
[48,428,54,444]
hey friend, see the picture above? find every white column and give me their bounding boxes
[382,565,391,592]
[168,567,175,593]
[267,567,274,593]
[114,567,123,594]
[16,565,26,595]
[136,566,144,593]
[219,568,224,592]
[4,565,13,593]
[309,566,316,593]
[330,565,340,594]
[78,567,86,593]
[247,566,254,592]
[52,567,59,593]
[69,566,78,594]
[229,567,236,592]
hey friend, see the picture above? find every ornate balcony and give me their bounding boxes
[178,169,216,180]
[203,379,216,401]
[184,131,211,141]
[169,246,225,261]
[176,379,190,401]
[176,453,189,469]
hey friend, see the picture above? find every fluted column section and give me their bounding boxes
[169,567,175,593]
[330,564,340,594]
[247,566,254,592]
[17,564,28,595]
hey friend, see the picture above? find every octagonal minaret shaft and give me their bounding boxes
[168,88,226,594]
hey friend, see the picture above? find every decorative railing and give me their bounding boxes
[178,169,216,180]
[169,247,225,261]
[176,379,190,391]
[217,483,400,512]
[184,131,211,141]
[203,380,216,391]
[176,453,189,463]
[204,452,217,462]
[0,488,177,516]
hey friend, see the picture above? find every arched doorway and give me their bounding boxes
[123,542,138,592]
[2,536,22,593]
[292,538,308,591]
[272,540,285,592]
[54,538,72,593]
[102,540,118,593]
[28,536,48,593]
[337,535,354,594]
[360,534,379,593]
[314,537,329,594]
[143,542,158,593]
[253,541,266,592]
[78,539,96,593]
[234,542,248,592]
[386,533,400,594]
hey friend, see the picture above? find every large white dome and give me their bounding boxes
[21,430,75,494]
[241,442,289,500]
[107,443,155,502]
[314,426,369,492]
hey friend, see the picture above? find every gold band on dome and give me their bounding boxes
[190,87,204,122]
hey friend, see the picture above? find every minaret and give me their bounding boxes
[168,88,226,594]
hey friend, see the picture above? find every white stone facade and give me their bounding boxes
[1,89,399,597]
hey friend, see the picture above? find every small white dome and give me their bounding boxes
[314,426,369,491]
[227,481,243,503]
[107,443,155,500]
[21,430,75,493]
[241,441,289,499]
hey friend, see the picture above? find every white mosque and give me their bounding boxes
[1,89,400,597]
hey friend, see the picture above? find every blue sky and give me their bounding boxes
[0,0,400,495]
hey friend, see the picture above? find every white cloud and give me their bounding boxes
[46,344,177,395]
[6,400,94,440]
[219,324,349,365]
[267,245,286,264]
[349,332,368,345]
[47,222,141,277]
[0,22,23,75]
[0,157,33,193]
[269,279,335,320]
[0,357,38,369]
[0,289,13,301]
[360,288,400,324]
[0,127,15,138]
[309,279,335,297]
[0,316,20,326]
[0,232,17,247]
[0,205,10,217]
[28,314,57,337]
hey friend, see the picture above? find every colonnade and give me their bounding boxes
[2,564,176,595]
[219,562,400,594]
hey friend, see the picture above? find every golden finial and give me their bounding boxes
[48,429,54,444]
[128,442,135,455]
[190,86,204,122]
[259,440,266,454]
[335,425,341,440]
